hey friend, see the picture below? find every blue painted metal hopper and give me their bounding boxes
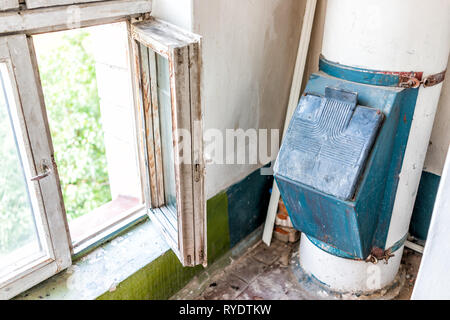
[274,72,418,259]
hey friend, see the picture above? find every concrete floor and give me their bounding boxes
[172,237,422,300]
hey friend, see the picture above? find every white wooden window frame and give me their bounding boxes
[0,0,206,300]
[0,0,19,11]
[0,2,153,300]
[130,18,206,267]
[25,0,112,10]
[0,0,152,35]
[0,34,71,300]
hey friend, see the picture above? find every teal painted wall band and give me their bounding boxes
[227,165,273,247]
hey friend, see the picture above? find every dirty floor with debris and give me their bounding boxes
[172,237,421,300]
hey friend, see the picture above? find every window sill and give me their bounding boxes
[14,217,170,300]
[69,195,142,247]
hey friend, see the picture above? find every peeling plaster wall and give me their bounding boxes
[192,0,305,199]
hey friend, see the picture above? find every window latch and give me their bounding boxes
[194,164,201,182]
[31,163,52,182]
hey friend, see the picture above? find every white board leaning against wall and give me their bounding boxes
[412,146,450,299]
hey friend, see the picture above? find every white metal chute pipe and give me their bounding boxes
[299,0,450,294]
[262,0,317,246]
[321,0,449,74]
[321,0,450,249]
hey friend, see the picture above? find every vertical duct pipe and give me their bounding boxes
[299,0,450,293]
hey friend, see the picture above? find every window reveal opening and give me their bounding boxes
[33,22,143,247]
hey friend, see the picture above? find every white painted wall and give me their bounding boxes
[192,0,304,198]
[424,57,450,176]
[151,0,193,31]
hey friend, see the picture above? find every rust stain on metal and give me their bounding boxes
[423,69,446,87]
[365,247,395,264]
[396,71,423,81]
[398,73,422,88]
[395,69,446,88]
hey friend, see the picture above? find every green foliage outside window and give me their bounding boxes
[0,73,37,257]
[37,31,112,221]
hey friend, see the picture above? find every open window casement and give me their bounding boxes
[130,18,206,267]
[0,35,71,299]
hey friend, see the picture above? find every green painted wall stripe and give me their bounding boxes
[98,166,272,300]
[97,250,202,300]
[206,192,230,264]
[98,191,230,300]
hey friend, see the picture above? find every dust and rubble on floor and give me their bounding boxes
[171,236,422,300]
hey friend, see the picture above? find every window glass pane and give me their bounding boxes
[32,22,143,246]
[0,64,43,277]
[156,54,177,213]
